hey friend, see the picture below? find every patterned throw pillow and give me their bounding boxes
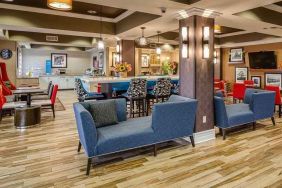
[89,100,118,128]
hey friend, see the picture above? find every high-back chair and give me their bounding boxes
[244,80,254,88]
[265,85,281,117]
[230,83,246,103]
[0,86,6,121]
[122,78,147,117]
[74,78,105,102]
[0,62,16,90]
[152,77,172,100]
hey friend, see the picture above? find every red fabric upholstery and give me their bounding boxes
[214,78,220,82]
[231,83,246,100]
[0,79,12,96]
[0,62,16,90]
[0,86,7,110]
[265,85,281,105]
[51,85,58,105]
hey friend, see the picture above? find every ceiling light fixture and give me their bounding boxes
[47,0,72,11]
[136,27,149,46]
[156,31,161,55]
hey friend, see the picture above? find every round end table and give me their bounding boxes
[14,105,41,129]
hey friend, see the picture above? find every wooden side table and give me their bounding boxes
[14,105,41,128]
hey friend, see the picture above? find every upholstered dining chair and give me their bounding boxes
[228,83,246,103]
[74,78,105,102]
[122,78,147,118]
[265,85,282,118]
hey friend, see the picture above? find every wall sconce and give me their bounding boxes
[181,26,189,58]
[116,41,122,63]
[202,26,210,59]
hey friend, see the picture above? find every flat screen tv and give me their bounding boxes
[249,51,277,69]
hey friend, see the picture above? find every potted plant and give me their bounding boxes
[161,60,178,75]
[112,62,132,78]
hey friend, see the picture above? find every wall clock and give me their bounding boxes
[0,49,13,60]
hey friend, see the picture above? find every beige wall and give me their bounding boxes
[0,40,17,84]
[222,42,282,87]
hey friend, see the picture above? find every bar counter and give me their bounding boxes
[80,75,179,94]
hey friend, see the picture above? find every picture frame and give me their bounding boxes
[251,76,261,88]
[265,73,282,90]
[98,52,104,69]
[141,54,150,68]
[51,53,67,68]
[229,48,244,63]
[93,56,99,69]
[235,67,248,83]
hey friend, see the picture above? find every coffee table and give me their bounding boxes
[14,105,41,128]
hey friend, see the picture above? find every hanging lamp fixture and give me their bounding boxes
[156,31,161,55]
[47,0,72,11]
[136,27,150,46]
[98,6,105,50]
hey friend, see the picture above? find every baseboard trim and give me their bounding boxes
[193,129,216,144]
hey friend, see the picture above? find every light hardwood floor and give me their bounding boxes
[1,91,282,188]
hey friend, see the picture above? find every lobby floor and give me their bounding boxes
[0,91,282,187]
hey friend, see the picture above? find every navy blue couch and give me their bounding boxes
[214,89,275,139]
[73,95,198,175]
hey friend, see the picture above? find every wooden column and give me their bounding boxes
[121,40,135,76]
[179,15,215,133]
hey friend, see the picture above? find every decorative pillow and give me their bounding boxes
[89,100,118,128]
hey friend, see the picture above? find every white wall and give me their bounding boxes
[22,48,91,76]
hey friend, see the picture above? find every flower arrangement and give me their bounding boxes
[161,61,178,75]
[112,62,132,73]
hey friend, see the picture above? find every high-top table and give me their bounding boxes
[13,88,46,106]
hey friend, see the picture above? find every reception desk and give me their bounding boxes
[81,75,179,97]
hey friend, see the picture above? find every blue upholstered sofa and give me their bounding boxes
[214,89,275,139]
[73,95,198,175]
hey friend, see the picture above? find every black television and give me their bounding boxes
[249,51,277,69]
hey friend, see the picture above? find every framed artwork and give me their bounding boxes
[229,48,244,63]
[51,53,67,68]
[93,56,99,69]
[251,76,261,88]
[0,49,13,60]
[235,67,248,83]
[265,73,282,89]
[141,54,149,68]
[98,52,104,69]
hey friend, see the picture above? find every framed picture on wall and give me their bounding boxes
[229,48,244,63]
[98,52,104,69]
[251,76,261,88]
[235,67,248,83]
[141,54,149,68]
[265,73,282,89]
[93,56,99,69]
[51,53,67,68]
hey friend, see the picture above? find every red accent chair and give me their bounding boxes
[0,86,6,121]
[0,63,16,90]
[265,85,281,117]
[31,85,58,118]
[228,83,246,103]
[244,80,254,88]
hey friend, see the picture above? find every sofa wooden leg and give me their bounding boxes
[0,110,2,122]
[153,144,157,157]
[222,129,226,140]
[219,128,223,136]
[189,135,195,147]
[271,117,276,126]
[78,141,82,152]
[51,104,55,118]
[86,158,92,176]
[252,122,256,131]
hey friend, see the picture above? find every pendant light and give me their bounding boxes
[98,6,104,50]
[136,27,149,46]
[47,0,72,11]
[156,31,161,55]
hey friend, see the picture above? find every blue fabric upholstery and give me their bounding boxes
[214,89,275,130]
[73,95,198,158]
[112,82,130,92]
[215,90,224,97]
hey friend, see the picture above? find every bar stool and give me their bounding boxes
[122,78,147,118]
[147,77,172,115]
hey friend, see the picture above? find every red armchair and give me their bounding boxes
[0,62,16,90]
[0,86,7,121]
[265,85,281,117]
[228,83,246,103]
[244,80,254,88]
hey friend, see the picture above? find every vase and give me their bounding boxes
[120,72,128,78]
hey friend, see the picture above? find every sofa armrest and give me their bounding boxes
[73,103,97,157]
[152,99,197,140]
[214,96,229,128]
[250,91,275,120]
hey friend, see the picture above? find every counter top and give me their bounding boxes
[81,75,179,84]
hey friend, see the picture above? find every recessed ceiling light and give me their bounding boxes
[2,0,14,2]
[87,10,97,14]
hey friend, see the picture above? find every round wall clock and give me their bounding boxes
[0,49,13,60]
